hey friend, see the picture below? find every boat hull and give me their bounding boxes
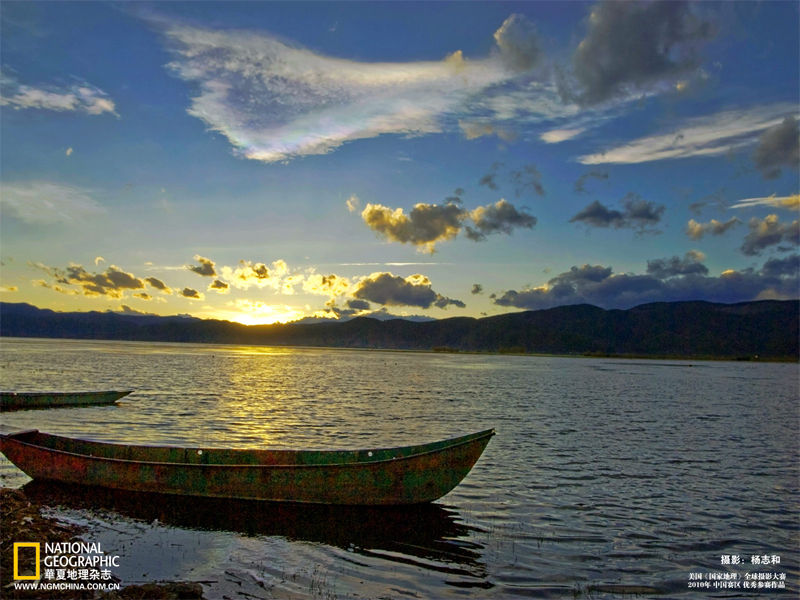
[0,390,132,411]
[0,429,494,505]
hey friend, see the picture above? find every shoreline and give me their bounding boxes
[3,299,797,362]
[0,486,206,599]
[2,335,797,363]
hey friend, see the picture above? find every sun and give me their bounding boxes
[206,300,307,325]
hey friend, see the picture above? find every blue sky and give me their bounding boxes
[1,1,798,324]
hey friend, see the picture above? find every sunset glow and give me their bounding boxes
[207,302,308,326]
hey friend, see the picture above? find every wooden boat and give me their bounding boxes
[0,390,133,411]
[0,428,494,505]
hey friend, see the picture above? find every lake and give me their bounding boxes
[1,337,797,598]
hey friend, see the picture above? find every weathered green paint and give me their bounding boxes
[0,428,494,505]
[0,390,132,411]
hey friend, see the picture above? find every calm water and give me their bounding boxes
[0,337,797,599]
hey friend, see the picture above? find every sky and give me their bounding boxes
[0,1,798,325]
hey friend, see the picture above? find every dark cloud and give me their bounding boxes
[494,13,541,72]
[314,298,373,321]
[559,264,614,284]
[346,299,371,311]
[686,217,741,240]
[493,254,798,311]
[647,250,709,279]
[436,296,466,309]
[353,273,464,309]
[510,165,545,197]
[42,268,172,299]
[103,267,143,290]
[572,1,712,105]
[318,303,357,321]
[145,277,172,294]
[471,284,484,295]
[44,264,145,298]
[478,173,499,190]
[570,200,623,227]
[740,215,800,256]
[689,200,708,216]
[466,199,537,241]
[761,255,800,278]
[688,189,728,216]
[623,195,665,230]
[362,201,464,252]
[354,273,436,307]
[574,171,609,193]
[180,287,202,299]
[753,116,800,180]
[362,198,535,251]
[118,305,156,315]
[209,279,229,292]
[688,202,706,216]
[187,255,217,277]
[570,194,664,233]
[477,163,543,198]
[444,189,465,205]
[478,162,504,191]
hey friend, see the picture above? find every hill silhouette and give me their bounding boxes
[0,300,797,359]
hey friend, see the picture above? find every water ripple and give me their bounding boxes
[1,340,797,599]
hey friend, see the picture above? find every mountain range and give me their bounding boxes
[0,300,797,359]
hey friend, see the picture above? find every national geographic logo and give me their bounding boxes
[10,540,123,593]
[13,542,40,580]
[12,541,121,579]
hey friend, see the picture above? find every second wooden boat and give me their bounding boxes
[0,428,494,505]
[0,390,133,411]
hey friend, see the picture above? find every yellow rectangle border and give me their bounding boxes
[13,542,40,580]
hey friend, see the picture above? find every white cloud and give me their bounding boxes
[729,194,800,210]
[160,15,558,163]
[0,75,118,116]
[220,259,293,291]
[578,104,798,165]
[346,194,361,213]
[0,181,105,224]
[540,128,585,143]
[458,119,517,141]
[302,272,351,297]
[465,80,581,124]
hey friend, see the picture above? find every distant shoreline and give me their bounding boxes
[1,300,798,361]
[1,335,797,364]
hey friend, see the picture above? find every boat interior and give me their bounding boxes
[1,428,493,467]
